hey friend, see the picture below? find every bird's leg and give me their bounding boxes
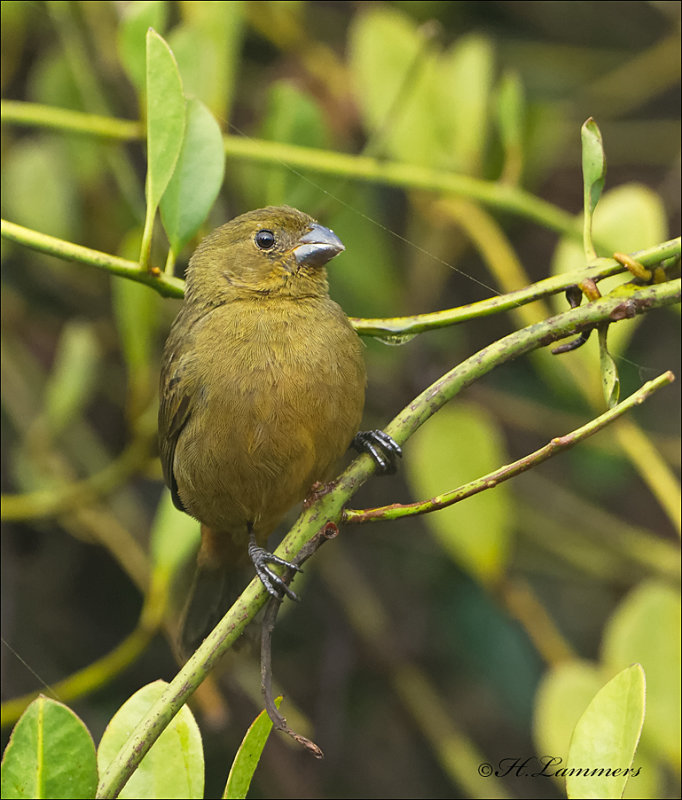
[248,530,302,601]
[352,429,402,474]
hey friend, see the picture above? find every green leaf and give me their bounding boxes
[597,326,620,408]
[533,660,604,778]
[160,97,225,255]
[327,193,399,318]
[581,118,606,260]
[565,664,645,800]
[169,1,245,121]
[97,680,204,799]
[494,69,525,182]
[495,70,524,154]
[1,696,97,799]
[111,267,161,417]
[351,22,497,171]
[349,8,421,131]
[601,580,681,768]
[237,81,330,211]
[145,28,186,211]
[146,490,199,625]
[403,403,513,584]
[581,118,606,218]
[1,137,80,242]
[29,50,102,184]
[260,82,330,208]
[117,1,169,94]
[139,27,186,267]
[348,8,442,167]
[553,185,667,273]
[439,34,495,174]
[43,320,100,437]
[224,698,282,799]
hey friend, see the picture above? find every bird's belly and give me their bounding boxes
[173,354,363,539]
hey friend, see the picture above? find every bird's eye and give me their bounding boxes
[254,229,276,250]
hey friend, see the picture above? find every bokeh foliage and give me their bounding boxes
[1,2,680,798]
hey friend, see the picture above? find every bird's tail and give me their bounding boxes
[179,525,250,658]
[179,563,230,657]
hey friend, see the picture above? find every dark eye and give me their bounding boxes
[254,229,275,250]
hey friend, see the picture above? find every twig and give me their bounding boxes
[351,237,680,337]
[3,216,678,335]
[259,523,338,758]
[0,219,184,298]
[260,598,323,759]
[343,371,675,524]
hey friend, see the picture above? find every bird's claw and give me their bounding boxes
[353,429,402,474]
[248,535,301,601]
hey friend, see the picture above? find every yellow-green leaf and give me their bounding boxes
[97,681,204,799]
[439,34,495,174]
[581,117,606,260]
[150,489,200,583]
[551,183,667,358]
[223,698,282,799]
[597,326,620,408]
[566,665,645,799]
[43,320,100,437]
[601,580,681,768]
[581,119,606,221]
[533,660,604,773]
[348,8,441,166]
[403,403,513,584]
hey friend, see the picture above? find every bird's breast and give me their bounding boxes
[173,297,366,537]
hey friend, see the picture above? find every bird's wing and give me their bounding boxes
[158,316,198,513]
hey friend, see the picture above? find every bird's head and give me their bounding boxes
[185,206,345,306]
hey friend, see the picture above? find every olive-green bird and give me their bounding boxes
[159,206,400,654]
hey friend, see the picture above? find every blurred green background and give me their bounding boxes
[1,2,680,798]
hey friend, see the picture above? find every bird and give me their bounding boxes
[158,205,400,654]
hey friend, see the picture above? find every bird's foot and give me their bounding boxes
[248,534,301,601]
[353,429,402,474]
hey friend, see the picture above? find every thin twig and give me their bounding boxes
[3,216,678,334]
[260,598,323,759]
[259,523,338,758]
[343,371,675,524]
[0,219,184,298]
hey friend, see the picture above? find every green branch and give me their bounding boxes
[1,99,142,140]
[0,219,184,298]
[221,135,580,240]
[344,371,675,523]
[2,99,579,239]
[95,277,679,799]
[351,237,680,336]
[3,217,678,337]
